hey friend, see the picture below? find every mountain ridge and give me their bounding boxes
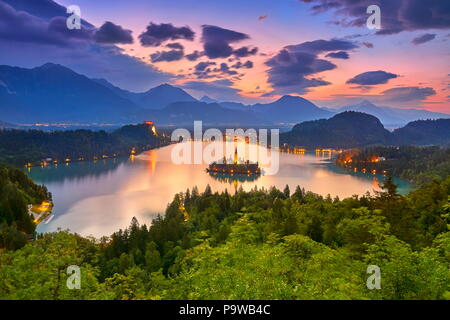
[1,63,448,127]
[281,112,450,148]
[336,100,449,126]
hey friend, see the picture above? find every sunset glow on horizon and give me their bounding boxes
[1,0,449,112]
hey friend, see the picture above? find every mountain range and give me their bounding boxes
[0,63,448,127]
[335,100,449,126]
[0,63,141,123]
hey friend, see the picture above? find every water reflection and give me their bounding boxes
[29,142,412,237]
[208,172,262,184]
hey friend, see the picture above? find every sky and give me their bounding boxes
[0,0,449,112]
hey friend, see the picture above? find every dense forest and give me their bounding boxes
[0,164,51,250]
[281,113,450,149]
[1,177,449,299]
[390,119,450,146]
[337,146,450,186]
[281,111,390,148]
[1,119,449,300]
[0,124,168,166]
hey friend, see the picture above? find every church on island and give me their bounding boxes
[206,147,261,175]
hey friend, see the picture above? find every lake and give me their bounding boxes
[29,142,412,237]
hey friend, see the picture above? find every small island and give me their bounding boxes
[206,147,261,175]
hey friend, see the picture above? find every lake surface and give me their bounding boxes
[29,142,412,237]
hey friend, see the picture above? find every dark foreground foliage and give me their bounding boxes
[0,164,50,250]
[1,177,449,300]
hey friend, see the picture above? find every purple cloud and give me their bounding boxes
[0,1,172,91]
[412,33,437,45]
[166,42,184,50]
[285,38,358,54]
[139,22,195,47]
[381,86,436,102]
[325,51,349,59]
[185,50,203,61]
[150,49,184,62]
[233,46,258,57]
[213,63,238,75]
[264,38,357,95]
[361,42,374,48]
[94,21,133,44]
[299,0,450,35]
[347,71,398,85]
[201,25,250,59]
[232,61,253,69]
[0,1,93,47]
[194,61,216,72]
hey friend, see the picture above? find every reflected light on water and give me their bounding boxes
[31,142,412,237]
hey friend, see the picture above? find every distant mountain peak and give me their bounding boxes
[145,83,189,94]
[339,100,449,126]
[35,62,66,70]
[277,95,306,103]
[356,100,376,107]
[200,95,218,103]
[152,83,173,89]
[135,82,197,109]
[33,63,79,77]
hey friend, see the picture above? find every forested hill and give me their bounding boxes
[281,111,390,148]
[0,123,167,166]
[390,119,450,146]
[281,112,450,148]
[0,164,51,250]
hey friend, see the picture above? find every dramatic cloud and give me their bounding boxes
[1,0,93,25]
[150,49,184,63]
[166,42,184,50]
[47,16,94,41]
[347,71,398,85]
[325,51,349,59]
[0,1,171,91]
[380,86,436,102]
[194,61,216,72]
[139,22,195,47]
[299,0,450,35]
[94,21,133,44]
[233,46,258,57]
[201,25,250,59]
[185,50,203,61]
[265,39,358,95]
[0,1,92,47]
[213,63,238,75]
[361,42,374,48]
[412,33,437,45]
[285,39,358,54]
[232,61,253,69]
